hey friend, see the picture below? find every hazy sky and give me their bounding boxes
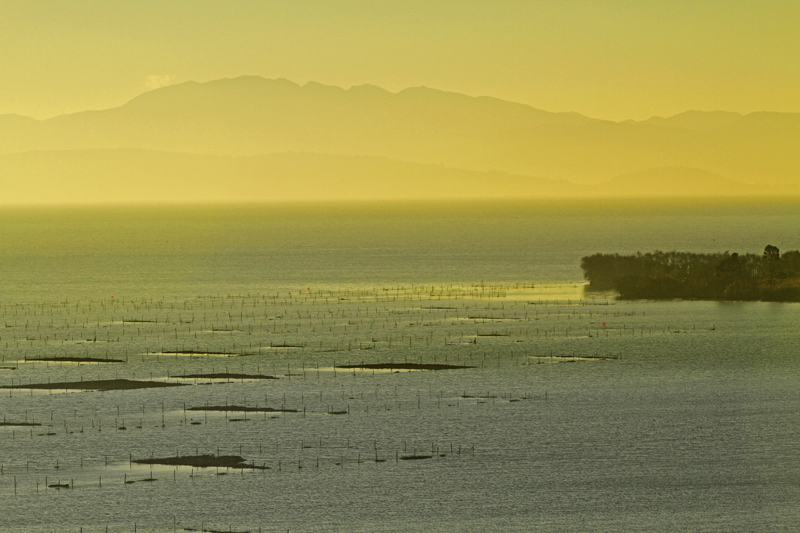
[1,0,798,121]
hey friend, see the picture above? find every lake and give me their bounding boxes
[1,198,798,531]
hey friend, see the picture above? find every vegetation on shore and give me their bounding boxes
[581,245,800,301]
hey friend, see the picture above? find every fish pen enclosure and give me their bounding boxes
[3,281,791,532]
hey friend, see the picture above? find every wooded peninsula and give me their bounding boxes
[581,245,800,301]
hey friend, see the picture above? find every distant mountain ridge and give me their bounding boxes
[631,110,800,131]
[0,149,579,204]
[597,167,759,196]
[0,77,594,157]
[1,76,798,203]
[2,149,785,205]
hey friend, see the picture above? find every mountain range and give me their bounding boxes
[2,76,798,204]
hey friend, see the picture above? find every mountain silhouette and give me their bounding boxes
[1,76,798,203]
[0,149,579,204]
[596,167,765,196]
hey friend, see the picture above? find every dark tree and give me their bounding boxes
[763,244,780,260]
[581,246,800,301]
[763,245,781,287]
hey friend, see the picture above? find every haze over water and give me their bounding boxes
[3,198,799,300]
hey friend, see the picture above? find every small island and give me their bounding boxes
[581,245,800,301]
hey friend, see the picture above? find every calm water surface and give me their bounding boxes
[0,198,798,531]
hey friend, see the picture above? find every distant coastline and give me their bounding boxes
[581,246,800,302]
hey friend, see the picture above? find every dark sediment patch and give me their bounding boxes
[337,363,474,370]
[476,332,509,336]
[187,405,298,413]
[25,356,125,363]
[134,454,269,470]
[0,421,42,426]
[125,477,157,484]
[400,455,433,460]
[48,482,70,489]
[183,524,250,533]
[0,379,187,391]
[268,343,305,348]
[157,350,239,356]
[179,373,278,380]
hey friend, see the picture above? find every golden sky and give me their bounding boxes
[2,0,798,121]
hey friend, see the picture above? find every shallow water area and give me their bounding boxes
[1,199,799,531]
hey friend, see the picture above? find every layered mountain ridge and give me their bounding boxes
[2,76,798,204]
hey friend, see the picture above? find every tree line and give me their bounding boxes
[581,246,800,301]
